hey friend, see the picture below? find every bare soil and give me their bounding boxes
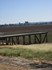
[0,25,52,34]
[0,56,52,70]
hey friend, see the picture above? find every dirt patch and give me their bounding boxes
[0,56,30,70]
[0,56,52,70]
[0,25,52,34]
[0,64,29,70]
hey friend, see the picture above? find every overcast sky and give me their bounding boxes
[0,0,52,24]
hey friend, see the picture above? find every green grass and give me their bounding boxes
[0,47,52,60]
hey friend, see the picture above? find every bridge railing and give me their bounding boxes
[0,32,48,45]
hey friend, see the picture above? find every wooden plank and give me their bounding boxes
[0,32,48,38]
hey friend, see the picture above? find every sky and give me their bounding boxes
[0,0,52,24]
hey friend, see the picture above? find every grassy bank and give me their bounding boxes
[0,44,52,60]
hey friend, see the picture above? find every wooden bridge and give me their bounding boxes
[0,32,48,45]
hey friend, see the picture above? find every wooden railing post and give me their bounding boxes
[16,36,19,44]
[6,37,8,45]
[46,33,48,42]
[39,33,41,43]
[23,35,25,45]
[29,35,31,44]
[34,34,36,43]
[11,37,15,45]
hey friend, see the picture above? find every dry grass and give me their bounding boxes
[0,43,52,60]
[0,43,52,52]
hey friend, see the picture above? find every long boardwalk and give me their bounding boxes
[0,32,48,45]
